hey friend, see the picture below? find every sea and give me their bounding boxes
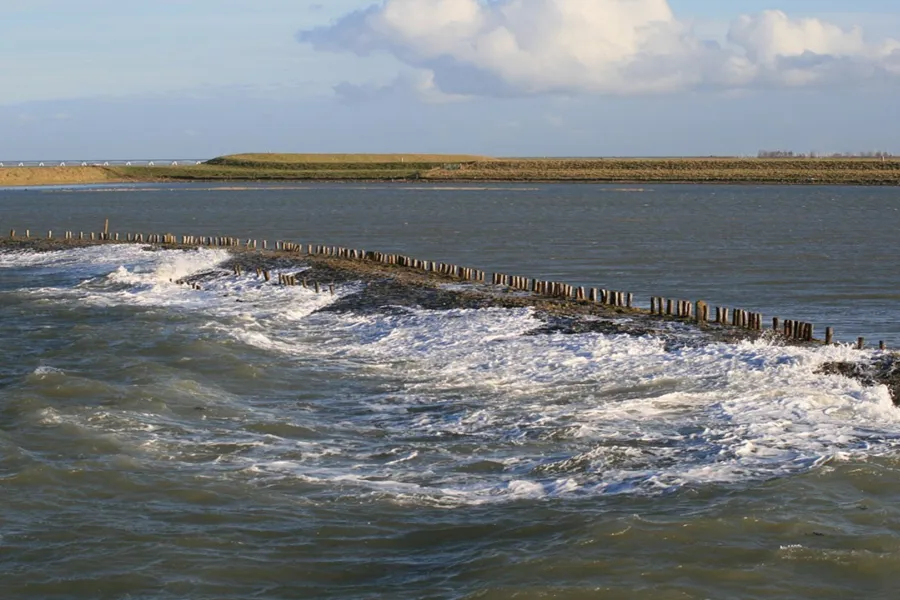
[2,182,900,599]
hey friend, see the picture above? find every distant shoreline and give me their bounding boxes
[2,153,898,187]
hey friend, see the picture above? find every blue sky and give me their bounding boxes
[1,0,898,159]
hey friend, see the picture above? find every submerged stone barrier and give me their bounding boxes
[2,223,884,350]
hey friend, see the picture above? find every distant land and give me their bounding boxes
[1,153,899,186]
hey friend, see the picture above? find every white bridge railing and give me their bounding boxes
[0,159,208,167]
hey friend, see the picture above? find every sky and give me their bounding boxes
[1,0,899,159]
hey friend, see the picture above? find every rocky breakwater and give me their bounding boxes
[3,235,899,404]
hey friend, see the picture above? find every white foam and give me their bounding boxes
[33,366,65,376]
[229,307,900,504]
[4,246,349,325]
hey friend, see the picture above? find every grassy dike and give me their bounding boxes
[2,154,899,186]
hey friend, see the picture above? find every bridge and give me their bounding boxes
[0,159,209,167]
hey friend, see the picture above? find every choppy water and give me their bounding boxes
[3,183,900,599]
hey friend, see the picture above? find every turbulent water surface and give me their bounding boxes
[3,182,900,599]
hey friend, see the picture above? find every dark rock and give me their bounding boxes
[817,356,900,405]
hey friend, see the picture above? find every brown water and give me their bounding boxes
[2,182,900,599]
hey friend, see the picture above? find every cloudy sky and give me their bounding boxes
[1,0,898,159]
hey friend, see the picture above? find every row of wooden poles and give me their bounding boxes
[492,272,633,307]
[648,297,832,343]
[196,264,337,295]
[6,225,886,350]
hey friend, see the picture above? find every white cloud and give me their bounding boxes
[299,0,900,96]
[334,69,470,103]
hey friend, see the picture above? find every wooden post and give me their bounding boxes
[103,219,109,238]
[329,283,335,296]
[880,341,886,351]
[696,301,707,323]
[8,229,14,238]
[857,337,865,350]
[825,327,834,345]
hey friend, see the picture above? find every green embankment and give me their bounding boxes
[109,153,488,182]
[2,154,899,186]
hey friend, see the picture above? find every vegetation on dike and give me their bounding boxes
[0,166,125,187]
[2,154,899,186]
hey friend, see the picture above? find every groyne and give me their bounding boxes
[0,225,879,348]
[4,224,898,401]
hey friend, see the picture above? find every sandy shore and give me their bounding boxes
[0,166,128,187]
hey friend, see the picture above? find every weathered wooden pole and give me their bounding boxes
[696,301,707,323]
[857,337,865,350]
[825,327,834,345]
